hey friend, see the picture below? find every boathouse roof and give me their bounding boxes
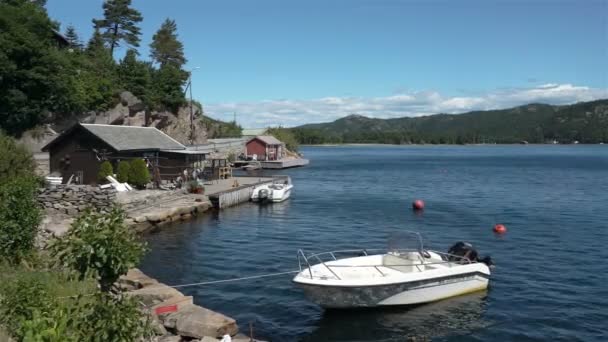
[42,123,186,152]
[250,135,283,145]
[242,128,268,137]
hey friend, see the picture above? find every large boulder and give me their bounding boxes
[126,283,184,306]
[17,124,58,153]
[119,91,145,114]
[155,335,181,342]
[118,268,160,291]
[161,304,238,339]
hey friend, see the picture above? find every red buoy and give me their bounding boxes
[493,224,507,234]
[412,199,425,210]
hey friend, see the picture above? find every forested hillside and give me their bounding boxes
[292,100,608,144]
[0,0,241,140]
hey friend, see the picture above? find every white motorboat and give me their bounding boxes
[293,232,492,309]
[251,178,293,203]
[242,161,262,171]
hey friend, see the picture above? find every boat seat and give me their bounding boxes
[382,253,425,273]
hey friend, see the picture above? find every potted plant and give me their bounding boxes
[187,180,204,194]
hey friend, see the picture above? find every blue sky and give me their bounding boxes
[47,0,608,127]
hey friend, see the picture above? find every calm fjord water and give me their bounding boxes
[140,145,608,341]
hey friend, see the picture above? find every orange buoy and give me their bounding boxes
[493,224,507,234]
[412,199,425,210]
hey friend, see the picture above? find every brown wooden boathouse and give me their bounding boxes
[42,123,207,184]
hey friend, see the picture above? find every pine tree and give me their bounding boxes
[31,0,47,8]
[150,18,187,67]
[64,25,82,50]
[93,0,143,57]
[86,27,107,56]
[0,0,65,135]
[151,65,188,112]
[119,49,152,105]
[83,27,120,111]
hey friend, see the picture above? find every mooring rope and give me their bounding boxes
[55,270,301,299]
[168,270,300,289]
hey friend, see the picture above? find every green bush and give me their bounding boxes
[266,127,299,152]
[50,207,147,292]
[20,308,75,342]
[0,274,53,337]
[0,131,36,185]
[97,160,113,183]
[75,293,152,342]
[0,263,148,341]
[128,159,150,189]
[0,264,94,341]
[116,160,131,183]
[0,176,42,263]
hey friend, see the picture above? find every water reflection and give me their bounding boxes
[302,291,490,342]
[255,200,292,216]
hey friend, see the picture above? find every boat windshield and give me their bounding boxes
[387,231,425,254]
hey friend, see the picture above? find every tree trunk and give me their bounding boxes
[110,23,119,57]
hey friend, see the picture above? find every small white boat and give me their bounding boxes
[251,178,293,203]
[293,232,492,309]
[242,161,261,171]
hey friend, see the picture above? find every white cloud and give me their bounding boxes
[204,83,608,128]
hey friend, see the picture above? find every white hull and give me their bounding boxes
[270,188,291,202]
[251,182,293,203]
[378,275,488,305]
[251,189,291,202]
[294,250,491,308]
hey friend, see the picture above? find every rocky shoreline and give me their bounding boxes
[120,269,260,342]
[38,187,267,342]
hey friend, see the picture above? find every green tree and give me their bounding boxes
[119,49,152,105]
[50,207,146,293]
[0,133,40,263]
[0,176,42,263]
[151,65,187,112]
[116,160,131,183]
[128,159,150,189]
[0,0,65,135]
[267,127,299,152]
[150,18,187,67]
[97,160,113,183]
[83,28,120,111]
[64,25,82,50]
[92,0,143,57]
[86,27,106,56]
[0,131,36,183]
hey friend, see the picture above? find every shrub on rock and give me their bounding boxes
[50,207,147,293]
[116,160,131,183]
[97,161,113,183]
[128,159,150,189]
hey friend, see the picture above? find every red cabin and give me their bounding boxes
[246,135,284,161]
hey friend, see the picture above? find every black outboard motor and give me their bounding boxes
[258,188,269,201]
[447,241,493,266]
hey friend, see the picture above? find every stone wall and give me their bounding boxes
[38,185,117,215]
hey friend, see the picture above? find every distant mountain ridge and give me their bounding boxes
[291,99,608,144]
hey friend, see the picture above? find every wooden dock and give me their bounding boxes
[205,176,289,209]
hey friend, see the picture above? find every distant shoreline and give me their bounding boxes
[300,143,605,147]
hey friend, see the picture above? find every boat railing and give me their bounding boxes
[297,248,478,280]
